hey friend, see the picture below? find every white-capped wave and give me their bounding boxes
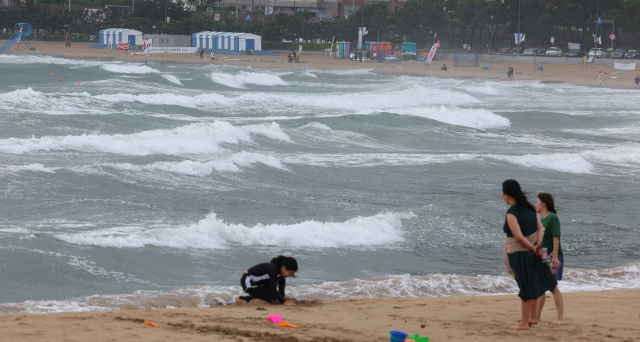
[53,211,415,249]
[282,153,477,167]
[110,152,286,176]
[100,64,160,74]
[161,74,183,85]
[93,92,232,108]
[584,142,640,166]
[489,143,640,174]
[490,153,594,174]
[5,163,56,173]
[209,70,287,88]
[386,105,511,129]
[2,263,638,314]
[321,69,373,75]
[463,84,500,95]
[0,121,291,156]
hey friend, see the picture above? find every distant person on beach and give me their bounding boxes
[350,51,355,60]
[598,71,603,86]
[199,49,204,59]
[293,50,297,62]
[359,51,363,62]
[235,255,298,306]
[288,50,293,62]
[463,43,467,51]
[501,180,558,330]
[532,193,565,325]
[507,67,513,81]
[441,64,447,71]
[210,51,215,61]
[365,50,370,60]
[635,74,639,89]
[66,39,71,48]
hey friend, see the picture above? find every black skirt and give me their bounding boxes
[508,250,558,301]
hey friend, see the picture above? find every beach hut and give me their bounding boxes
[191,31,262,51]
[99,28,142,47]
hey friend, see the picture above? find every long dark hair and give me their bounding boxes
[271,255,298,274]
[537,193,557,214]
[502,179,535,212]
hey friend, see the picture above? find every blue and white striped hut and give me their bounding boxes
[98,28,143,46]
[191,31,262,51]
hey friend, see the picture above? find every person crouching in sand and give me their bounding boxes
[532,193,565,325]
[501,180,558,330]
[235,255,297,306]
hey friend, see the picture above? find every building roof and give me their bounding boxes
[99,28,142,34]
[192,31,261,39]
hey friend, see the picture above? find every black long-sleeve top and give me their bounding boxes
[243,263,286,303]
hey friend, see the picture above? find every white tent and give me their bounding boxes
[191,31,261,51]
[99,28,143,47]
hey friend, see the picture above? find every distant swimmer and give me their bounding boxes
[441,64,447,71]
[235,255,298,306]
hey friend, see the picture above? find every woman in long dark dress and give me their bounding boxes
[501,179,558,330]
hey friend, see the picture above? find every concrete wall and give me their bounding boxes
[143,34,191,47]
[436,53,623,67]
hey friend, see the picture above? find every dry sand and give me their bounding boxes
[0,289,638,342]
[5,42,640,89]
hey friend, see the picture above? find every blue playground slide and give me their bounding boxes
[0,23,36,53]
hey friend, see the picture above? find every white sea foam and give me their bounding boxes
[110,152,286,176]
[94,92,232,108]
[0,121,291,156]
[463,84,501,96]
[5,163,56,173]
[386,105,511,129]
[583,142,640,166]
[489,153,595,174]
[321,69,373,75]
[100,64,161,74]
[490,143,640,174]
[209,70,288,88]
[161,74,183,86]
[1,263,638,314]
[53,211,415,249]
[281,153,477,167]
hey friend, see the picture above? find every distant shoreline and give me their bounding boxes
[4,42,639,89]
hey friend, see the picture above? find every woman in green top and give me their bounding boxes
[501,180,558,330]
[533,193,565,325]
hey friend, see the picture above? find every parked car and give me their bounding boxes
[498,47,511,54]
[625,50,639,59]
[510,46,524,54]
[612,49,626,59]
[566,49,583,57]
[589,48,607,58]
[534,47,547,55]
[545,47,562,56]
[523,47,536,55]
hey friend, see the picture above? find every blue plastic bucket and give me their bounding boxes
[390,330,409,342]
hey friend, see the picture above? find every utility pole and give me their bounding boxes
[517,0,520,47]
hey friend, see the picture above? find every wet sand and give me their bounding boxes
[0,289,639,342]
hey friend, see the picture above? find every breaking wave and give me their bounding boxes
[53,211,415,249]
[209,70,288,88]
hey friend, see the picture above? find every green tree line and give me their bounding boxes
[2,0,640,50]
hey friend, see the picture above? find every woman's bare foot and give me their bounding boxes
[529,319,539,325]
[233,296,240,302]
[549,320,565,325]
[509,324,530,330]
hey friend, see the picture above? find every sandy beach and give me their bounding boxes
[0,289,637,342]
[5,42,640,89]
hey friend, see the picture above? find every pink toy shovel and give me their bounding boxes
[268,314,282,324]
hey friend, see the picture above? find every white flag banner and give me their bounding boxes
[614,62,636,70]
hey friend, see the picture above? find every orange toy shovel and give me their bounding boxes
[279,322,298,329]
[145,320,160,327]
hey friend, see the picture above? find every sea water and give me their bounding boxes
[0,54,639,313]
